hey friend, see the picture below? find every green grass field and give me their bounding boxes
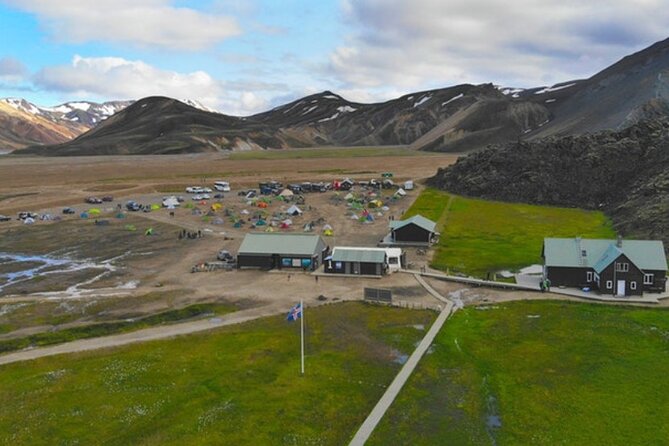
[369,301,669,445]
[404,189,615,277]
[0,302,435,445]
[0,302,236,354]
[229,146,435,160]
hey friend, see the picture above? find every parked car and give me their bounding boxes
[202,187,212,193]
[0,215,11,222]
[213,193,224,199]
[101,195,114,202]
[214,181,231,192]
[217,250,235,263]
[17,211,38,220]
[126,201,141,211]
[85,196,102,204]
[62,207,76,214]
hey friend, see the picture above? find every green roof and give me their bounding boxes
[543,238,667,272]
[331,247,386,263]
[389,214,437,233]
[239,233,325,257]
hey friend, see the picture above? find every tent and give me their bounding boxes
[23,217,35,225]
[303,222,314,232]
[265,226,275,232]
[241,209,250,215]
[344,192,354,201]
[368,200,383,208]
[162,196,179,207]
[394,188,407,197]
[279,188,294,198]
[286,205,302,216]
[211,217,225,225]
[282,218,293,226]
[258,201,268,208]
[125,224,136,231]
[151,204,161,211]
[80,212,89,219]
[88,208,101,215]
[323,225,334,236]
[145,227,154,236]
[350,214,359,220]
[323,224,333,231]
[255,219,267,226]
[115,212,126,219]
[211,203,223,211]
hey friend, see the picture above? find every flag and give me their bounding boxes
[286,303,302,321]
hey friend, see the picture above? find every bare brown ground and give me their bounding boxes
[0,152,459,338]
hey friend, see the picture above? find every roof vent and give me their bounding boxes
[616,234,623,248]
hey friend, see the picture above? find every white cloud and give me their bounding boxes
[0,56,27,83]
[34,55,223,106]
[32,55,280,116]
[5,0,241,50]
[330,0,669,90]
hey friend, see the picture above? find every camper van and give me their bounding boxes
[214,181,231,192]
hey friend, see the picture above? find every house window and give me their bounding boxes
[615,262,629,272]
[606,280,613,289]
[630,281,637,290]
[586,271,593,282]
[644,274,654,285]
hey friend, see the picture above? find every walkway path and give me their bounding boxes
[349,276,456,445]
[0,305,285,366]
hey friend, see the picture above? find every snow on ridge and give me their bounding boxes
[413,95,432,108]
[318,112,340,122]
[441,93,464,106]
[301,105,318,115]
[498,87,525,96]
[534,83,576,95]
[545,99,556,103]
[337,105,357,113]
[323,95,339,99]
[66,102,91,111]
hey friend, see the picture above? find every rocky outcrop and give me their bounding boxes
[428,119,669,245]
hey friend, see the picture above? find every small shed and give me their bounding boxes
[324,247,387,276]
[237,233,328,270]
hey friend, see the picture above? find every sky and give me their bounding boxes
[0,0,668,116]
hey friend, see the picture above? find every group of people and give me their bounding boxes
[178,229,202,240]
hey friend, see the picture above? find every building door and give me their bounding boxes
[616,280,626,297]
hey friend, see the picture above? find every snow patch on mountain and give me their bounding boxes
[442,93,464,106]
[413,95,432,107]
[534,83,576,95]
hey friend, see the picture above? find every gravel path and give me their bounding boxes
[0,305,285,366]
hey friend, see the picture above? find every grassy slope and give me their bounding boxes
[0,302,435,445]
[0,302,236,353]
[229,146,433,160]
[404,189,615,276]
[370,301,669,445]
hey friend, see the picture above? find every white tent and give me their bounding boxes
[395,188,407,197]
[162,196,180,208]
[279,188,294,197]
[282,219,293,226]
[344,193,354,201]
[23,217,35,225]
[286,205,302,216]
[241,209,250,215]
[323,223,333,230]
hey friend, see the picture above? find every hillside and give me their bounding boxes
[428,118,669,245]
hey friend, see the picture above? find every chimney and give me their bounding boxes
[616,234,623,248]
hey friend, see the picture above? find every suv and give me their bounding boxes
[0,215,10,222]
[62,207,76,214]
[126,201,141,212]
[85,196,102,204]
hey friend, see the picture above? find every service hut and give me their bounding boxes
[237,233,328,271]
[385,214,438,246]
[324,247,388,276]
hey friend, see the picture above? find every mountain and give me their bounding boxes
[15,36,669,156]
[428,118,669,247]
[0,98,132,151]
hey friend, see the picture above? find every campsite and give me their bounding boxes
[0,150,668,445]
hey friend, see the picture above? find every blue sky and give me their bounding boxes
[1,0,668,115]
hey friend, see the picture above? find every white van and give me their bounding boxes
[404,180,414,190]
[214,181,231,192]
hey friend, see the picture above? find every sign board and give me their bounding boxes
[364,287,392,303]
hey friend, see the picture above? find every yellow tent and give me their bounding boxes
[323,229,334,236]
[211,203,223,211]
[88,208,101,215]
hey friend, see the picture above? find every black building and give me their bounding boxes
[237,233,328,271]
[542,237,667,296]
[381,214,439,246]
[324,247,388,276]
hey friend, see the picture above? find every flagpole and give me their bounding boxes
[300,299,305,375]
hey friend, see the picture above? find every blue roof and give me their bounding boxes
[543,238,667,272]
